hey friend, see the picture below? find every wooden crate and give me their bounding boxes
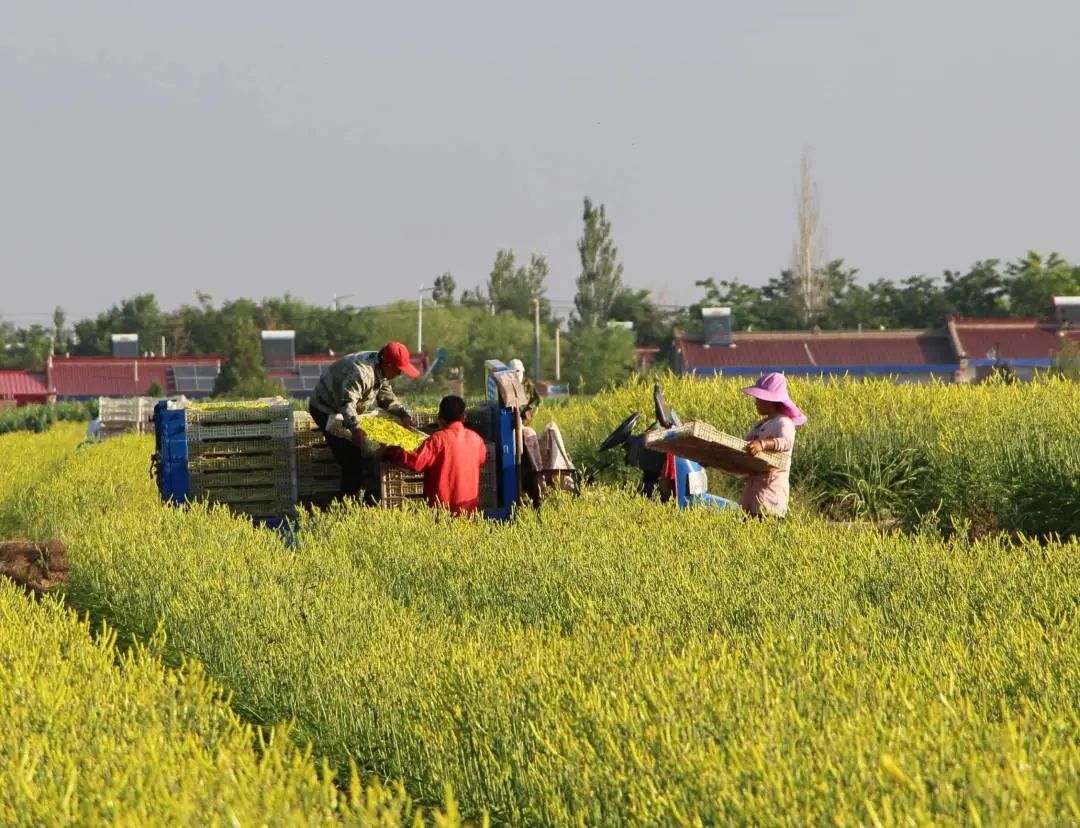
[643,420,786,475]
[379,464,425,508]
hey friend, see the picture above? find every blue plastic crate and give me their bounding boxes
[158,460,191,503]
[161,437,189,463]
[154,405,187,436]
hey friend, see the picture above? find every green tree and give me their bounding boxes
[758,269,807,330]
[432,273,457,305]
[213,318,283,398]
[488,250,551,321]
[880,275,950,329]
[460,311,556,390]
[72,293,166,355]
[815,261,894,329]
[52,306,68,356]
[0,324,53,370]
[608,288,674,346]
[460,286,488,307]
[689,278,770,332]
[573,198,624,328]
[563,324,635,394]
[146,379,164,397]
[362,301,555,392]
[942,260,1008,318]
[1004,251,1080,317]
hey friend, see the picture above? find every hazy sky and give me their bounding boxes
[3,1,1078,327]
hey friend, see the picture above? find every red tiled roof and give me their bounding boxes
[676,331,956,371]
[948,317,1071,362]
[46,351,425,397]
[0,371,49,398]
[50,361,172,398]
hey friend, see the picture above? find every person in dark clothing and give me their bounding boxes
[307,341,418,504]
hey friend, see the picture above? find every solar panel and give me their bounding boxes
[172,363,220,394]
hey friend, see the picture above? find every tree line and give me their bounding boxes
[2,195,1078,393]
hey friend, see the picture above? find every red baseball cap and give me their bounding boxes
[382,341,420,377]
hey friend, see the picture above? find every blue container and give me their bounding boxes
[153,402,191,503]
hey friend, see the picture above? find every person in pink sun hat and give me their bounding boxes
[738,372,807,517]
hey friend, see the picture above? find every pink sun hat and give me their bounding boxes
[741,373,807,426]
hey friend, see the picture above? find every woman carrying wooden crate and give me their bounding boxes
[739,373,807,518]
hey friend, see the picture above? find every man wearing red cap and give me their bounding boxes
[308,341,420,504]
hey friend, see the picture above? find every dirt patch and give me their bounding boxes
[0,540,68,594]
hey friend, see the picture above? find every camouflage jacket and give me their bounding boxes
[309,351,408,434]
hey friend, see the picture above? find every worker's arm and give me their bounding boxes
[385,437,438,472]
[356,433,385,459]
[375,377,411,421]
[338,364,377,433]
[769,417,796,453]
[747,418,795,455]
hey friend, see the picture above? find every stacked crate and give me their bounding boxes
[293,411,342,509]
[186,403,296,520]
[99,396,157,439]
[155,401,297,522]
[379,464,426,509]
[156,401,503,520]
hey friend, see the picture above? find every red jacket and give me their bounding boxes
[389,422,488,515]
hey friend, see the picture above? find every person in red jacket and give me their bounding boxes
[383,395,488,515]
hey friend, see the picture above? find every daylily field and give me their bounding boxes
[1,377,1077,825]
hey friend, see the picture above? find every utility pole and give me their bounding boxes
[418,285,434,353]
[332,293,353,311]
[555,327,561,381]
[533,298,541,382]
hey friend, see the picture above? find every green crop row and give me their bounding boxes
[539,374,1080,535]
[0,401,96,436]
[0,575,462,826]
[3,426,1077,825]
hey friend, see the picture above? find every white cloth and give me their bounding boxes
[539,421,573,471]
[508,358,525,385]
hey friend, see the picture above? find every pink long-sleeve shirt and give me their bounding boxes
[740,415,796,517]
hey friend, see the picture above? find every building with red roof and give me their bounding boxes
[947,316,1080,381]
[674,328,959,382]
[674,304,1077,383]
[45,355,223,400]
[0,370,49,406]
